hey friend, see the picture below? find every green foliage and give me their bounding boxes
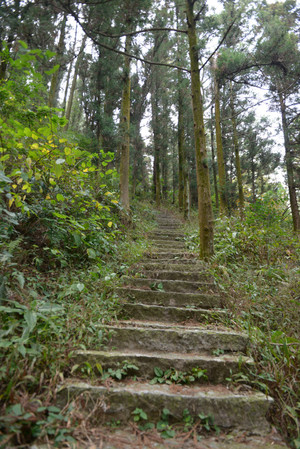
[150,366,207,385]
[185,192,300,445]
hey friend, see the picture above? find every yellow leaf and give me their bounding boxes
[111,200,118,204]
[46,195,51,200]
[22,184,27,190]
[8,198,14,208]
[35,172,41,180]
[12,184,17,189]
[64,147,71,155]
[17,178,23,184]
[31,143,39,150]
[31,133,38,140]
[59,138,67,143]
[108,222,113,227]
[22,195,26,201]
[105,191,112,196]
[83,168,89,172]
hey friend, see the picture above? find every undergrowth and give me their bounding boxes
[0,198,156,448]
[186,191,300,448]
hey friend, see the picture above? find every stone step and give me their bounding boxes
[156,224,180,228]
[139,261,206,271]
[98,322,248,354]
[120,302,227,324]
[134,269,213,282]
[72,349,253,384]
[122,276,217,293]
[148,232,185,239]
[150,240,186,248]
[116,287,222,308]
[58,380,272,432]
[145,251,197,259]
[66,428,288,449]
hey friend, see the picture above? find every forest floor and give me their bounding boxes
[0,202,299,449]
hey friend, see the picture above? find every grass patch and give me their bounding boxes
[185,194,300,447]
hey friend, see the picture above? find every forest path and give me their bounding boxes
[57,210,287,449]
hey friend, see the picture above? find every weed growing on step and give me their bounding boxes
[131,407,219,441]
[150,366,207,385]
[150,281,164,291]
[185,193,300,447]
[72,360,139,381]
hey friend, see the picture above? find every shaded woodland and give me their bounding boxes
[0,0,300,447]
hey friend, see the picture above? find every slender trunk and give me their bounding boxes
[48,14,67,108]
[151,58,161,207]
[162,153,168,200]
[0,38,13,80]
[212,58,227,215]
[65,35,87,129]
[178,87,185,211]
[279,91,300,232]
[210,103,219,213]
[230,81,244,218]
[62,25,78,111]
[172,143,176,205]
[251,157,256,202]
[185,0,214,258]
[183,169,190,220]
[119,34,132,211]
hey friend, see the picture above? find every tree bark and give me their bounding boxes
[119,34,132,212]
[279,91,300,232]
[48,13,67,108]
[212,58,227,215]
[230,81,244,219]
[210,103,219,214]
[185,0,214,258]
[65,35,87,130]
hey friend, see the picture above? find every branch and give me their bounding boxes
[200,19,237,71]
[95,27,187,39]
[57,1,191,73]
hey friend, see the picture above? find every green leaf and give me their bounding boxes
[15,272,25,289]
[0,171,12,183]
[76,283,85,292]
[154,367,163,377]
[87,248,96,259]
[45,64,60,75]
[24,310,37,333]
[56,193,64,201]
[18,40,28,49]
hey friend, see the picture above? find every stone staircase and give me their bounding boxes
[58,211,287,448]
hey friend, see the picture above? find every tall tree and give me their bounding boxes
[185,0,214,258]
[255,0,300,231]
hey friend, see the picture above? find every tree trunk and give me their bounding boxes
[185,0,214,258]
[48,13,67,108]
[279,91,300,232]
[178,86,185,211]
[62,27,78,112]
[230,81,244,219]
[212,58,227,215]
[210,103,219,214]
[119,34,132,212]
[65,35,87,130]
[151,56,161,208]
